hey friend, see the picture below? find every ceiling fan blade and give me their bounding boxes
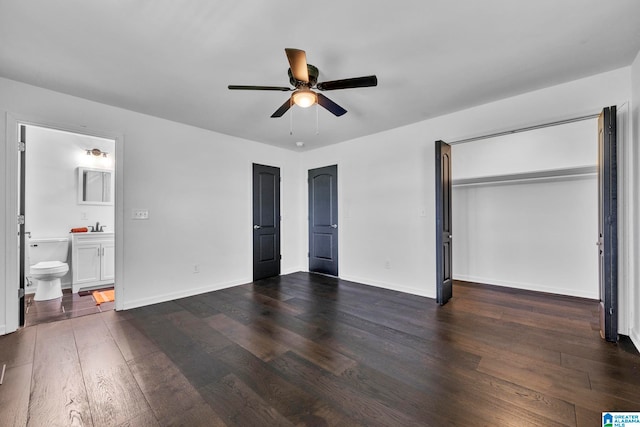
[316,75,378,91]
[317,93,347,117]
[271,97,293,118]
[285,48,309,83]
[228,85,292,91]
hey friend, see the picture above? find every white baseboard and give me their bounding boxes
[0,324,6,336]
[339,274,435,299]
[282,266,304,276]
[630,328,640,353]
[120,278,249,311]
[119,268,304,311]
[453,274,599,299]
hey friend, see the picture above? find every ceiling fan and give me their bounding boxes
[228,48,377,118]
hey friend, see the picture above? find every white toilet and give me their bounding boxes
[28,237,70,301]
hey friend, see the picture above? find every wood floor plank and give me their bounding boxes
[477,352,592,392]
[27,321,93,427]
[0,326,36,369]
[249,316,356,375]
[270,351,426,427]
[205,313,289,361]
[338,363,454,425]
[214,343,361,426]
[164,310,233,355]
[174,295,222,318]
[75,336,150,426]
[200,373,294,427]
[244,291,305,316]
[128,350,224,426]
[0,363,31,427]
[105,318,160,361]
[453,367,578,426]
[561,351,640,387]
[117,409,160,427]
[3,274,639,427]
[477,351,640,412]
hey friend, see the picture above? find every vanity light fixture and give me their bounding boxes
[86,148,108,158]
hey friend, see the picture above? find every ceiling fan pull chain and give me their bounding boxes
[289,98,294,135]
[316,103,320,135]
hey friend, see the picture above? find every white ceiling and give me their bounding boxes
[1,1,640,151]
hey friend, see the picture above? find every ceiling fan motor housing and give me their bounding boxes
[289,64,318,87]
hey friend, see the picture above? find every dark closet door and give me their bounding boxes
[308,165,338,276]
[19,125,26,326]
[252,164,281,281]
[435,140,452,305]
[597,106,617,342]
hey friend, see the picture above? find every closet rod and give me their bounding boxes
[448,112,600,145]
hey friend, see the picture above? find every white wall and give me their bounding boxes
[26,125,115,237]
[452,177,598,297]
[1,76,303,334]
[1,66,633,335]
[452,120,597,179]
[451,120,598,298]
[299,67,630,302]
[630,50,640,349]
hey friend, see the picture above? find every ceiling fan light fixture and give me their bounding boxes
[292,88,317,108]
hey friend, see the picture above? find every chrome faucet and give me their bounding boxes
[89,222,103,232]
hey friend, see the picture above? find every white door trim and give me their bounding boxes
[3,113,124,334]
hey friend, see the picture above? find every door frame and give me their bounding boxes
[4,113,124,334]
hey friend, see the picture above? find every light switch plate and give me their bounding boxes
[132,209,149,220]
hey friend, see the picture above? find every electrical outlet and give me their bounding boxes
[193,264,199,273]
[132,209,149,220]
[385,260,391,269]
[80,212,88,220]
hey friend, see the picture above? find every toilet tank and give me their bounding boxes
[28,237,70,265]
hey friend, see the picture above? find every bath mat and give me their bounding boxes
[93,289,115,305]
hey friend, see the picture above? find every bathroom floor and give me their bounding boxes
[25,287,114,327]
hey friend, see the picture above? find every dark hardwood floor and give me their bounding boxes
[24,287,115,327]
[1,272,639,426]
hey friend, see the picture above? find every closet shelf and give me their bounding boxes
[452,165,596,187]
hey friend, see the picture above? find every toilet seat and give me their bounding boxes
[30,261,69,276]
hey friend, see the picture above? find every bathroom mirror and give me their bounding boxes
[78,167,113,205]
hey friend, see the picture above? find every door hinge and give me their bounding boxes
[17,214,25,225]
[18,142,25,152]
[279,254,282,260]
[18,288,25,299]
[307,252,310,257]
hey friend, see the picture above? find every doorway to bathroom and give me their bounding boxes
[20,123,117,327]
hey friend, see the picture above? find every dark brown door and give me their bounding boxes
[435,140,452,305]
[252,164,281,280]
[308,165,338,276]
[597,106,617,342]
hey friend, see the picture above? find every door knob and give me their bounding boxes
[330,224,338,229]
[253,225,261,230]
